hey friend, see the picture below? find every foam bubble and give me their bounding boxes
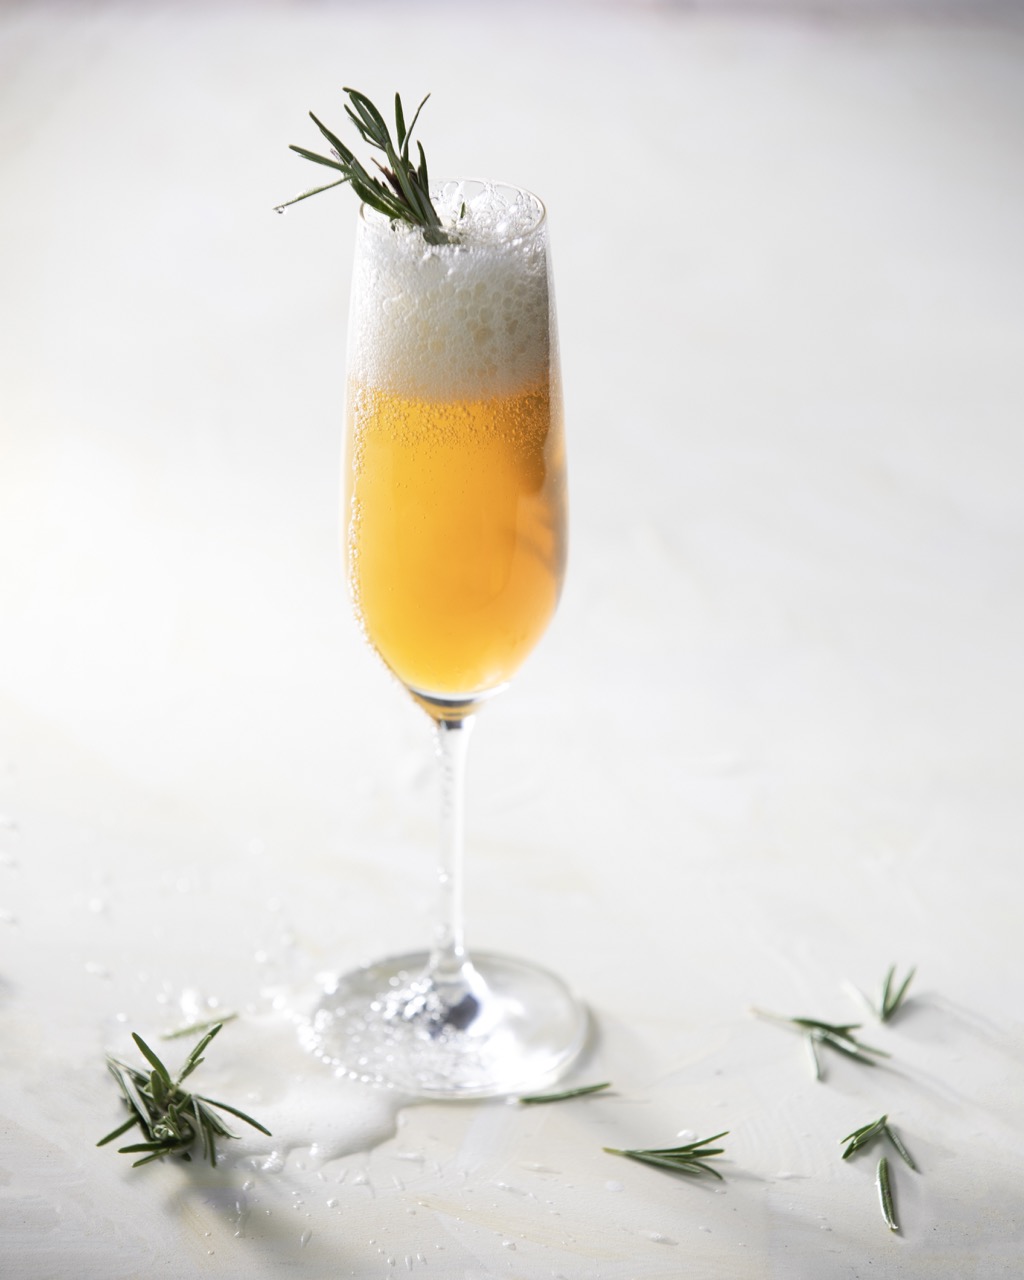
[347,181,554,401]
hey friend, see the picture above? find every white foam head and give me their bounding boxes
[347,181,554,401]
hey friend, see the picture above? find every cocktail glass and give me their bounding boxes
[303,181,586,1098]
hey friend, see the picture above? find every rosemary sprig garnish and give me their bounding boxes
[97,1024,270,1168]
[876,1156,898,1231]
[840,1114,916,1169]
[604,1132,728,1181]
[519,1082,611,1104]
[276,87,449,242]
[752,1008,889,1080]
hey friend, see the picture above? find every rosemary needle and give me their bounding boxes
[519,1082,611,1104]
[884,1122,918,1172]
[877,1156,899,1231]
[604,1133,728,1181]
[98,1023,270,1168]
[840,1115,889,1160]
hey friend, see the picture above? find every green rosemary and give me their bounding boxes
[276,87,450,242]
[97,1024,269,1168]
[519,1082,611,1104]
[752,1007,889,1080]
[604,1132,728,1181]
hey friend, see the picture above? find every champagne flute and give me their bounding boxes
[304,180,586,1098]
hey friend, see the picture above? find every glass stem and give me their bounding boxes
[429,714,476,986]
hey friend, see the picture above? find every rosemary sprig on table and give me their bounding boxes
[276,87,449,241]
[604,1132,729,1181]
[97,1023,270,1168]
[875,964,916,1022]
[841,1115,916,1233]
[841,1114,916,1169]
[519,1082,611,1104]
[752,1008,889,1080]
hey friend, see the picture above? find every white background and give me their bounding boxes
[2,1,1022,1276]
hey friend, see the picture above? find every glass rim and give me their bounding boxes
[359,178,547,245]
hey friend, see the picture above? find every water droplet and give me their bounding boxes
[0,909,16,925]
[84,961,110,978]
[300,1228,312,1247]
[641,1231,677,1245]
[327,1198,339,1209]
[501,1240,516,1250]
[493,1181,530,1198]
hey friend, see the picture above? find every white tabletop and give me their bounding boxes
[2,2,1023,1276]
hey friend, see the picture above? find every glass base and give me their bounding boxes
[300,951,588,1099]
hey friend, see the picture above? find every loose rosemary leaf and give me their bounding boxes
[879,965,916,1022]
[604,1133,728,1181]
[877,1156,899,1231]
[519,1082,612,1104]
